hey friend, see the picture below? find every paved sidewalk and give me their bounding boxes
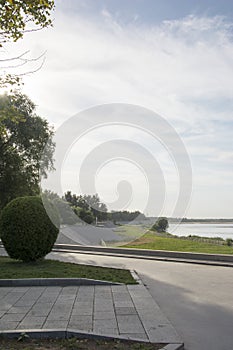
[0,284,181,344]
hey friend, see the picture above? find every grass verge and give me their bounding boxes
[0,337,165,350]
[0,257,136,284]
[124,232,233,255]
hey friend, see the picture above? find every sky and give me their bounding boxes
[2,0,233,218]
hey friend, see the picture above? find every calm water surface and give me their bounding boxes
[168,223,233,240]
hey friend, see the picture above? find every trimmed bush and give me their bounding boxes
[152,217,169,232]
[226,238,233,247]
[0,196,59,262]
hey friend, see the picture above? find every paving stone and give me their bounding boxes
[51,304,73,311]
[6,306,30,314]
[27,305,52,317]
[11,287,30,293]
[57,295,76,301]
[43,319,69,329]
[0,321,18,330]
[114,301,134,308]
[60,287,79,294]
[71,307,93,316]
[93,326,119,335]
[0,310,6,317]
[111,285,128,292]
[94,311,115,320]
[115,307,137,315]
[80,286,95,292]
[120,333,148,341]
[40,289,61,296]
[3,294,24,304]
[37,296,57,303]
[94,318,117,329]
[69,315,92,331]
[0,288,14,295]
[17,316,46,329]
[147,324,182,343]
[70,315,92,323]
[76,296,94,302]
[113,293,132,303]
[95,286,111,292]
[117,315,145,334]
[1,313,26,322]
[73,301,93,308]
[46,312,70,321]
[95,295,112,300]
[138,311,171,325]
[28,287,46,292]
[14,300,36,307]
[0,304,12,312]
[94,300,114,312]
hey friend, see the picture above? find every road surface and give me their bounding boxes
[47,250,233,350]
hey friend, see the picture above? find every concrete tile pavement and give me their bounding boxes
[0,284,182,345]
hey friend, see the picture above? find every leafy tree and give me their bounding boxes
[75,207,95,224]
[83,194,108,221]
[64,191,108,221]
[0,0,54,43]
[110,210,145,223]
[0,92,54,210]
[0,0,55,87]
[152,217,169,232]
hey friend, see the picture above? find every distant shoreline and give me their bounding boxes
[175,220,233,224]
[146,218,233,224]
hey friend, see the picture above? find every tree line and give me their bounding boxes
[45,190,146,225]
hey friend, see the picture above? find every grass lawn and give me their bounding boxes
[0,257,136,284]
[124,232,233,255]
[0,338,164,350]
[115,225,148,238]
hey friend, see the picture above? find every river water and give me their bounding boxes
[168,223,233,240]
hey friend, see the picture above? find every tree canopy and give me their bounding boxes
[0,0,55,87]
[0,0,55,44]
[152,217,169,232]
[0,92,54,210]
[64,191,108,223]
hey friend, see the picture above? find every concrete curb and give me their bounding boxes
[130,270,143,284]
[0,277,123,287]
[0,328,184,350]
[54,243,233,262]
[51,244,233,267]
[0,268,139,287]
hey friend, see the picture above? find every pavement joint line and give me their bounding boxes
[110,284,120,336]
[42,286,64,330]
[0,328,184,349]
[66,286,79,331]
[125,285,149,341]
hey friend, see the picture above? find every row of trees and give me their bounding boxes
[45,191,146,225]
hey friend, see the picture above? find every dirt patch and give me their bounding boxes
[0,337,166,350]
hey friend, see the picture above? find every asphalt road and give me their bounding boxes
[46,250,233,350]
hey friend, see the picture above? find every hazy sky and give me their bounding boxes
[3,0,233,218]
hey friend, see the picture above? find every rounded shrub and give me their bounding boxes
[0,196,60,262]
